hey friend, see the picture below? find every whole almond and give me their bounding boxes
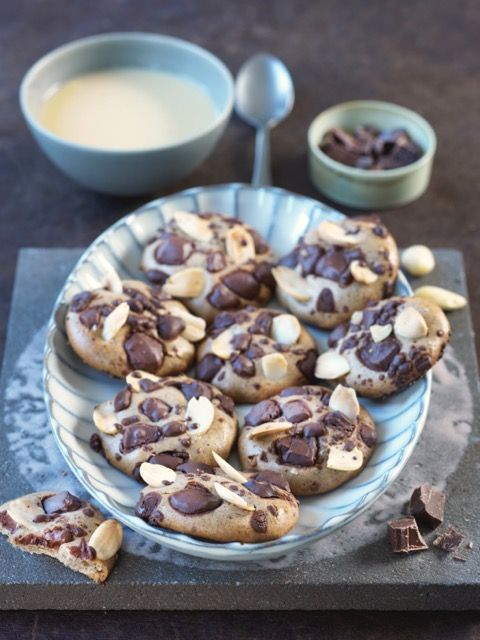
[89,519,123,560]
[394,306,428,339]
[401,245,435,277]
[414,286,467,311]
[163,268,206,298]
[139,462,176,486]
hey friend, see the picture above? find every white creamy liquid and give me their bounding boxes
[39,68,217,150]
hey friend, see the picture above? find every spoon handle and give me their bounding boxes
[252,127,271,186]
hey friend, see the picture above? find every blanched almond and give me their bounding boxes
[326,445,364,472]
[271,314,301,346]
[414,286,467,311]
[394,306,428,339]
[93,403,119,435]
[247,421,293,439]
[328,384,359,421]
[211,329,234,360]
[350,260,378,285]
[272,266,312,302]
[315,352,350,379]
[401,245,435,276]
[102,302,130,340]
[213,482,255,511]
[125,370,161,392]
[370,323,392,343]
[88,519,123,560]
[173,211,213,242]
[350,310,363,325]
[163,268,206,298]
[139,462,176,486]
[225,226,256,264]
[172,307,206,342]
[261,353,288,380]
[212,451,247,483]
[317,220,361,247]
[185,396,215,435]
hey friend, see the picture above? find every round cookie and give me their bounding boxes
[316,296,450,398]
[274,216,399,329]
[195,306,318,404]
[66,278,206,378]
[140,211,275,322]
[90,372,238,480]
[135,460,299,543]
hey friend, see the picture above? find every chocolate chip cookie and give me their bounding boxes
[140,211,275,322]
[274,217,399,329]
[135,456,299,543]
[90,372,237,480]
[316,296,450,398]
[195,306,318,403]
[238,384,376,496]
[66,278,206,378]
[0,491,122,583]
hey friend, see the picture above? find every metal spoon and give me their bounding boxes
[235,53,295,186]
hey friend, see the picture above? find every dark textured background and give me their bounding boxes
[1,0,479,637]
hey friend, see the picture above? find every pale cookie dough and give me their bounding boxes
[135,459,299,543]
[195,306,318,404]
[66,278,206,378]
[0,491,122,583]
[274,216,399,329]
[90,372,237,480]
[140,211,275,322]
[317,296,450,398]
[238,384,376,496]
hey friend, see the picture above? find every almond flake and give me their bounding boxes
[261,353,288,380]
[163,268,206,298]
[173,211,214,242]
[139,462,176,486]
[93,403,119,435]
[328,384,359,421]
[394,306,428,339]
[211,329,234,360]
[314,352,350,379]
[247,421,293,439]
[102,302,130,341]
[317,221,361,247]
[212,451,247,483]
[370,323,392,343]
[213,482,255,511]
[350,260,378,285]
[185,396,215,435]
[271,314,301,346]
[272,266,312,302]
[225,226,256,264]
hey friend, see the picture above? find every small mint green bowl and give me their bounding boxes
[308,100,437,209]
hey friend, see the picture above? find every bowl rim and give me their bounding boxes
[307,99,437,180]
[19,31,235,156]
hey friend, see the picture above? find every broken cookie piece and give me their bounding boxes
[0,491,121,583]
[407,483,445,529]
[387,516,428,554]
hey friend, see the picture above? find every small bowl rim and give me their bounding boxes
[19,31,235,156]
[307,99,437,180]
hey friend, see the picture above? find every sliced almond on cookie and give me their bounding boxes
[271,314,301,346]
[102,302,130,341]
[211,329,234,360]
[247,421,293,439]
[213,482,255,511]
[350,310,363,325]
[88,519,123,560]
[172,307,206,342]
[328,384,359,421]
[370,323,392,343]
[394,306,428,339]
[327,445,364,472]
[139,462,176,486]
[185,396,215,435]
[317,221,361,247]
[225,226,256,264]
[212,451,247,484]
[414,286,467,311]
[350,260,378,285]
[163,268,206,298]
[315,352,350,380]
[93,404,119,435]
[261,353,288,380]
[272,266,312,302]
[125,370,161,392]
[173,211,213,242]
[102,267,123,295]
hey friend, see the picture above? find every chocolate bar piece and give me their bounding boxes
[388,516,428,554]
[407,483,445,529]
[433,525,465,553]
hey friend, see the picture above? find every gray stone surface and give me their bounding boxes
[0,248,478,610]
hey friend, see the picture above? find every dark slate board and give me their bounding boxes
[0,248,479,610]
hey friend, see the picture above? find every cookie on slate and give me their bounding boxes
[316,296,450,398]
[274,217,399,329]
[238,384,376,496]
[140,211,275,322]
[0,491,122,583]
[66,276,206,378]
[135,455,299,543]
[195,306,318,404]
[91,371,237,480]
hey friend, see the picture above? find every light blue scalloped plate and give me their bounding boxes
[43,183,431,561]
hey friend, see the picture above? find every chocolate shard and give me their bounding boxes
[433,525,465,553]
[387,516,429,553]
[407,484,445,529]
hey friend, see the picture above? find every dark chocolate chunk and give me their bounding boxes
[244,343,264,359]
[407,484,445,530]
[179,381,213,401]
[254,470,290,491]
[139,378,162,393]
[275,435,318,466]
[161,421,187,437]
[278,249,298,269]
[207,284,242,310]
[249,228,270,254]
[145,269,169,284]
[296,349,318,379]
[357,336,402,371]
[245,399,282,426]
[223,269,260,299]
[89,433,104,455]
[328,322,349,348]
[244,480,278,498]
[282,400,312,423]
[69,538,96,560]
[42,491,82,515]
[303,422,327,437]
[250,311,273,336]
[135,492,162,519]
[169,482,222,514]
[359,424,377,447]
[316,288,336,312]
[0,511,16,532]
[231,354,255,377]
[216,393,235,416]
[148,452,188,469]
[114,386,132,412]
[433,525,465,553]
[231,332,251,352]
[79,307,101,329]
[121,423,160,452]
[156,315,186,340]
[70,291,94,313]
[212,311,236,330]
[176,461,214,475]
[253,261,275,289]
[206,251,227,272]
[124,333,164,372]
[250,509,268,534]
[139,397,170,422]
[298,244,322,276]
[387,516,428,553]
[196,354,223,381]
[154,233,192,265]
